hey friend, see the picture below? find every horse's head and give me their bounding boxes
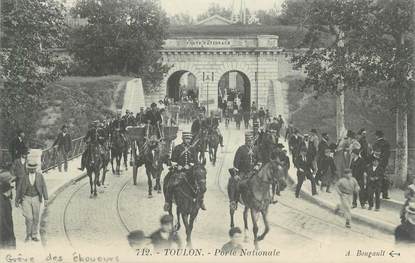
[193,164,207,193]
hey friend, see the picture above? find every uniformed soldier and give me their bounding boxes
[163,132,207,211]
[228,132,261,208]
[144,103,163,138]
[110,109,126,136]
[191,113,208,138]
[206,111,224,147]
[78,121,103,171]
[135,107,146,125]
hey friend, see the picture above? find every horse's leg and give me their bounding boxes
[124,150,128,171]
[181,213,191,248]
[93,170,98,197]
[156,170,161,193]
[257,209,270,241]
[251,209,260,249]
[146,168,153,198]
[174,207,180,231]
[243,207,249,242]
[88,172,94,198]
[116,155,121,175]
[187,213,197,249]
[230,207,235,229]
[111,152,115,174]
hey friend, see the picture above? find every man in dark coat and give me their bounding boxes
[150,215,181,251]
[242,109,250,129]
[145,103,162,126]
[288,130,302,164]
[191,113,208,138]
[295,147,317,197]
[10,150,28,194]
[0,181,16,249]
[110,110,126,136]
[365,156,384,211]
[299,134,317,163]
[350,149,367,208]
[52,125,72,172]
[258,107,266,127]
[357,128,369,163]
[135,107,146,125]
[372,130,391,199]
[206,111,224,147]
[9,129,28,162]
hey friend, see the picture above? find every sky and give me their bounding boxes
[160,0,285,16]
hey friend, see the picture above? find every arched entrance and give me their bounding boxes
[167,70,198,102]
[218,70,251,111]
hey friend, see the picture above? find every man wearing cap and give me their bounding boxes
[150,214,181,250]
[365,156,384,211]
[207,111,224,147]
[0,180,16,249]
[395,202,415,244]
[229,132,261,207]
[15,160,48,242]
[164,132,207,211]
[350,149,367,208]
[52,125,72,172]
[9,129,28,162]
[372,130,391,199]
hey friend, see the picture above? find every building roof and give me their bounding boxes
[196,15,234,26]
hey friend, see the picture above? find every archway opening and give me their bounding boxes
[167,70,198,102]
[218,71,251,111]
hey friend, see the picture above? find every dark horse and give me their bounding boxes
[85,142,110,197]
[228,158,283,248]
[164,164,207,247]
[207,129,220,165]
[110,129,128,175]
[193,130,208,165]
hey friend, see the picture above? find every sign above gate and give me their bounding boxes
[163,35,279,50]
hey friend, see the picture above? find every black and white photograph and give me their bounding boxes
[0,0,414,262]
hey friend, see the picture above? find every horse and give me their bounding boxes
[228,158,283,248]
[208,129,220,165]
[194,130,208,165]
[85,142,105,197]
[143,137,169,198]
[110,129,128,175]
[164,163,207,248]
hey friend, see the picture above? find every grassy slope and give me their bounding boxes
[37,75,131,146]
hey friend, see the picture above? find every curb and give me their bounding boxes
[285,172,396,235]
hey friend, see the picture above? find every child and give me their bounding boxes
[400,177,415,223]
[334,169,360,228]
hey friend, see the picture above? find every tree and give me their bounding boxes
[68,0,170,92]
[0,0,68,146]
[196,3,232,21]
[279,0,312,27]
[291,0,414,186]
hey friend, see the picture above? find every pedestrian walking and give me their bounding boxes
[350,149,367,208]
[52,125,72,172]
[150,215,181,251]
[365,156,383,211]
[221,227,243,254]
[372,130,391,199]
[334,169,360,228]
[357,128,369,163]
[395,202,415,244]
[9,150,28,193]
[8,129,28,162]
[317,148,336,193]
[15,160,48,242]
[294,148,317,198]
[0,180,16,249]
[258,107,266,127]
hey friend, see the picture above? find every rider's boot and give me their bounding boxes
[200,198,207,211]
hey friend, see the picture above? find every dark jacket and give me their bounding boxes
[366,165,384,187]
[373,138,390,169]
[110,118,126,133]
[395,222,415,244]
[0,194,16,249]
[350,157,366,182]
[234,144,259,174]
[317,139,329,161]
[10,159,26,181]
[144,110,162,126]
[171,143,197,166]
[150,229,181,250]
[8,137,28,161]
[289,135,302,156]
[16,172,48,203]
[295,155,314,175]
[53,132,72,153]
[299,140,317,160]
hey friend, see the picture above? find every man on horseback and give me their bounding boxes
[163,132,207,212]
[78,121,107,171]
[191,113,208,138]
[228,131,261,209]
[110,109,127,136]
[145,103,163,138]
[207,111,224,147]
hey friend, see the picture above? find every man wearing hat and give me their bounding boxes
[395,202,415,244]
[110,109,127,136]
[294,147,317,198]
[357,128,369,162]
[316,132,330,183]
[372,130,391,199]
[0,180,16,249]
[150,214,181,250]
[191,113,208,138]
[365,156,384,211]
[15,160,48,242]
[229,132,261,208]
[79,120,105,171]
[207,111,224,147]
[144,103,163,138]
[135,107,146,125]
[9,129,28,162]
[350,148,367,208]
[164,132,206,211]
[10,149,28,194]
[288,130,302,165]
[52,125,72,172]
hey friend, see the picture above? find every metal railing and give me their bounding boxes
[0,136,86,173]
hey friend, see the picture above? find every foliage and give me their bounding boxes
[279,0,312,26]
[0,0,69,146]
[67,0,170,93]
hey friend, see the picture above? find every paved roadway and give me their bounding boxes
[40,123,398,261]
